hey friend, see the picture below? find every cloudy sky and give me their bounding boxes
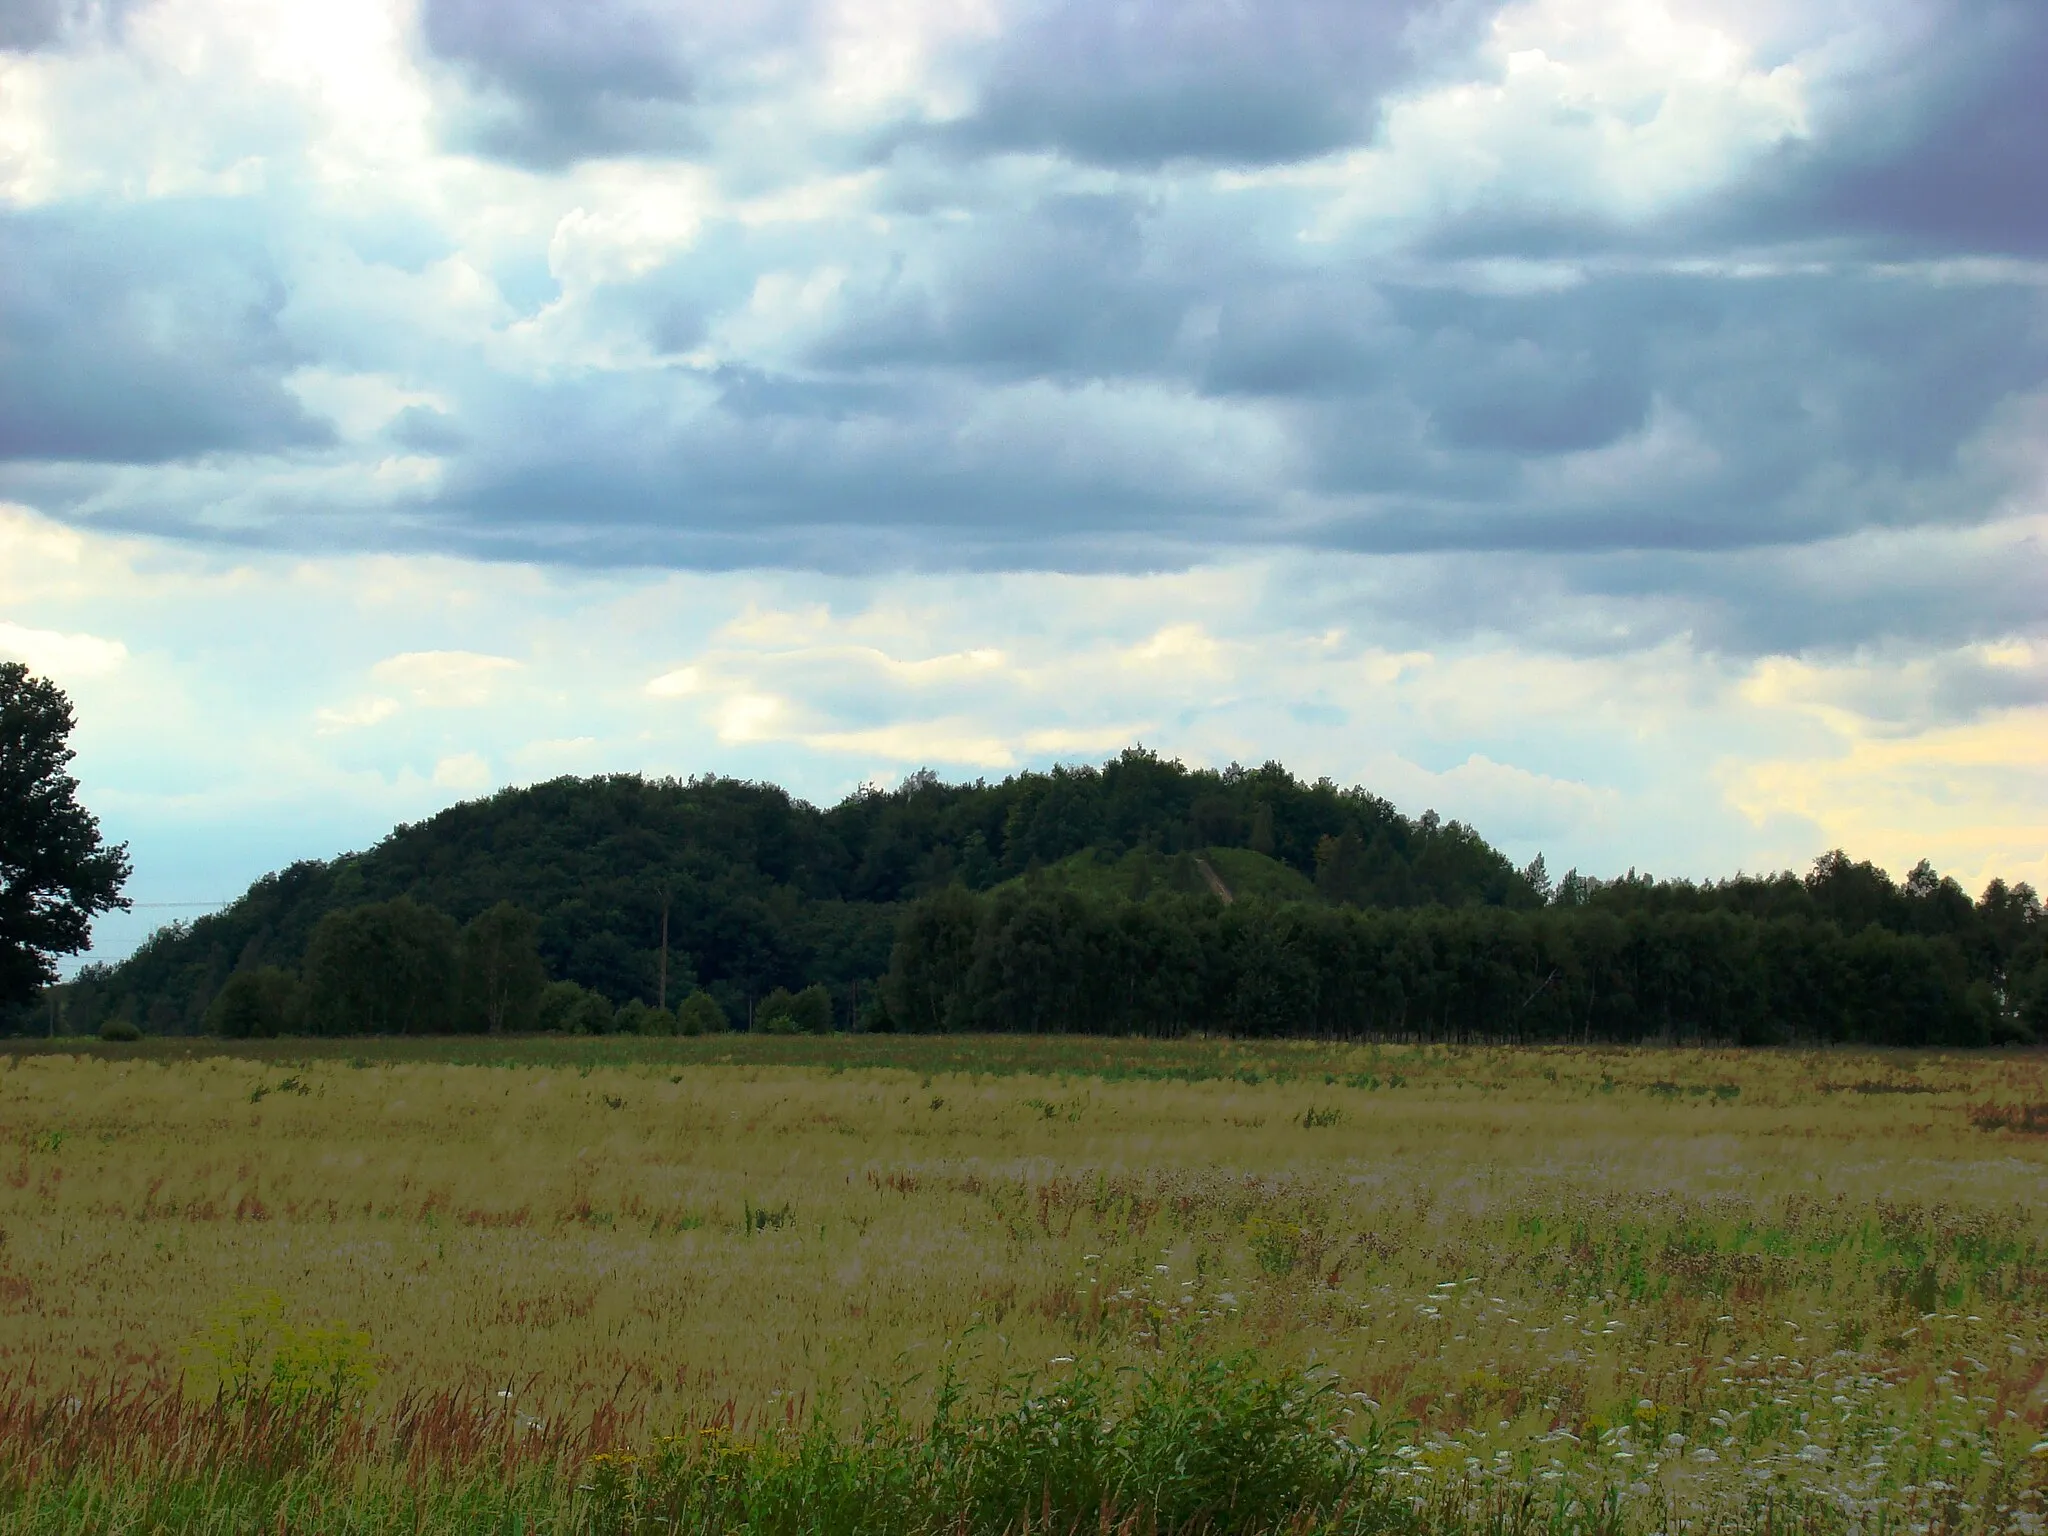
[2,0,2044,962]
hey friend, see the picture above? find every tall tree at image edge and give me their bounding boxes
[0,662,130,1007]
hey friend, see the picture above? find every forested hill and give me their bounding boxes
[44,747,2047,1046]
[63,750,1539,1035]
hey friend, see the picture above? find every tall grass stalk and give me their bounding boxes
[0,1355,2013,1535]
[3,1043,2045,1532]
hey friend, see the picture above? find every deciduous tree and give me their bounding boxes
[458,901,546,1033]
[302,898,458,1034]
[0,662,130,1006]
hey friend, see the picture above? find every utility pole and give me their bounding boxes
[657,891,670,1011]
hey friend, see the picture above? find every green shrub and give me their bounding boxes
[615,999,675,1036]
[456,902,546,1033]
[182,1290,376,1411]
[757,983,832,1034]
[791,983,833,1033]
[205,967,299,1039]
[538,980,618,1035]
[570,990,616,1035]
[538,981,619,1035]
[856,989,895,1033]
[302,898,459,1035]
[535,979,587,1033]
[674,990,727,1036]
[97,1018,141,1042]
[2018,960,2048,1039]
[754,987,798,1033]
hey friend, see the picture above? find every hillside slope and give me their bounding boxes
[1007,846,1318,904]
[62,750,1539,1033]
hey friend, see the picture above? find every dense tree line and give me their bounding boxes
[14,748,2043,1045]
[37,751,1536,1036]
[884,877,2046,1047]
[200,897,739,1039]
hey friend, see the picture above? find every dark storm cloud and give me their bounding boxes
[777,194,2045,558]
[164,225,2024,582]
[1294,270,2048,542]
[1357,4,2048,265]
[0,0,68,48]
[1261,478,2048,663]
[0,0,138,51]
[387,405,466,453]
[408,364,1252,569]
[0,203,331,464]
[418,0,705,167]
[1713,1,2048,255]
[388,0,2048,595]
[1200,280,1397,398]
[335,251,2043,586]
[11,0,2048,671]
[1377,286,1656,458]
[937,0,1485,167]
[413,0,1487,172]
[809,193,1194,380]
[1597,539,2048,664]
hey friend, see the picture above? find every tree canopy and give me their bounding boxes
[56,750,1538,1033]
[28,745,2046,1046]
[0,662,129,1007]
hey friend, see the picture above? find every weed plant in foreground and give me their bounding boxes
[2,1353,2008,1535]
[0,1040,2046,1530]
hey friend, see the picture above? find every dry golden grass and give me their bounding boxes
[2,1036,2047,1528]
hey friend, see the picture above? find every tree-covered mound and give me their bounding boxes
[56,751,1534,1036]
[36,748,2047,1046]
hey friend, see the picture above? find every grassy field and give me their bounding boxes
[1,1035,2045,1532]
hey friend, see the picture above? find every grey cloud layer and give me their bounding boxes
[421,0,705,167]
[0,0,138,51]
[413,0,1467,170]
[929,0,1469,167]
[396,257,2046,567]
[3,0,2045,660]
[1721,1,2048,255]
[0,202,331,463]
